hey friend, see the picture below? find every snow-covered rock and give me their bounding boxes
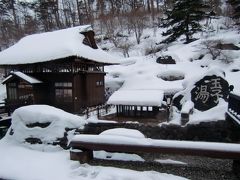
[5,105,86,150]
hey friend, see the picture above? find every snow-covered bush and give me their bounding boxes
[200,40,234,63]
[157,70,185,81]
[5,105,86,150]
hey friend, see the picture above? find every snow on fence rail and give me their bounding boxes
[69,135,240,164]
[70,134,240,154]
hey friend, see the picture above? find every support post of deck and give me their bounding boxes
[70,149,93,163]
[116,105,119,116]
[97,106,100,118]
[134,106,137,117]
[232,160,240,178]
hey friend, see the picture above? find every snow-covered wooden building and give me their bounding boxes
[0,25,118,113]
[107,89,165,118]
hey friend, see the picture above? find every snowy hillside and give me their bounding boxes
[102,17,240,124]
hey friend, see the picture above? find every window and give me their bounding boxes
[19,94,33,100]
[96,81,103,86]
[7,82,17,100]
[18,84,32,89]
[8,82,16,87]
[55,89,72,102]
[55,82,72,102]
[8,87,17,100]
[55,82,72,87]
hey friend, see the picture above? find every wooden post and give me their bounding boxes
[147,106,149,117]
[233,160,240,178]
[97,106,100,118]
[134,106,137,117]
[116,105,119,116]
[70,150,93,163]
[181,113,189,125]
[86,108,89,119]
[105,105,108,114]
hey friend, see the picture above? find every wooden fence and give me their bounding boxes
[227,93,240,125]
[84,104,113,119]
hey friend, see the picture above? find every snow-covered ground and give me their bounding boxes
[0,106,187,180]
[0,17,240,180]
[0,139,187,180]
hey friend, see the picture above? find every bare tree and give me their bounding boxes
[201,40,232,63]
[127,10,147,44]
[118,37,133,57]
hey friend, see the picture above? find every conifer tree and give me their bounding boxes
[161,0,209,44]
[228,0,240,24]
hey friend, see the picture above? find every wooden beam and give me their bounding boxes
[70,140,240,160]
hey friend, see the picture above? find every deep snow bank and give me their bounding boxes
[5,105,87,150]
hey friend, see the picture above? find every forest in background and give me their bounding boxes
[0,0,239,50]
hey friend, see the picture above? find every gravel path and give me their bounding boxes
[90,154,238,180]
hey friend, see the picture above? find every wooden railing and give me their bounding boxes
[227,93,240,125]
[69,135,240,177]
[0,102,10,116]
[84,104,113,119]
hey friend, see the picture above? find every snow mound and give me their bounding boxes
[97,129,146,161]
[100,128,145,139]
[5,105,86,150]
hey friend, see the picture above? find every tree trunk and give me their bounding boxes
[76,0,82,25]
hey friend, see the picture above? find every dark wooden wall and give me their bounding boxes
[86,73,105,107]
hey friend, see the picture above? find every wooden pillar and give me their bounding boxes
[119,105,123,116]
[124,105,127,117]
[70,150,93,163]
[134,106,137,117]
[86,108,89,119]
[233,160,240,178]
[116,105,119,116]
[105,105,108,114]
[97,106,100,118]
[122,105,124,116]
[147,106,149,117]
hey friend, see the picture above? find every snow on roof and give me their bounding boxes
[107,90,164,106]
[13,71,42,84]
[0,25,119,65]
[1,75,13,84]
[2,71,42,84]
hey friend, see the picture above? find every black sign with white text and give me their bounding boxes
[191,75,229,111]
